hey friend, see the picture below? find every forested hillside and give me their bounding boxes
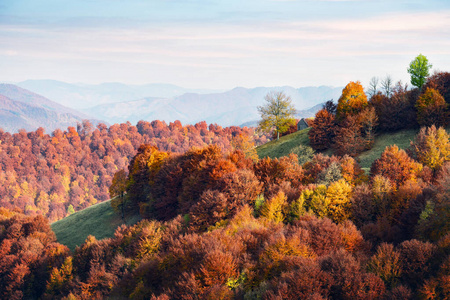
[1,69,450,299]
[0,120,267,221]
[2,137,449,299]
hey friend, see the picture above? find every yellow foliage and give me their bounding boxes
[261,235,315,265]
[226,205,262,235]
[113,138,125,146]
[326,179,352,223]
[146,151,169,176]
[260,191,288,224]
[46,256,73,293]
[289,193,307,221]
[298,185,329,218]
[372,175,393,215]
[231,134,258,161]
[411,125,450,170]
[136,221,163,260]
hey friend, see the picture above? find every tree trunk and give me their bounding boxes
[277,131,280,140]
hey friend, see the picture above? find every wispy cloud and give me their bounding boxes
[0,1,449,88]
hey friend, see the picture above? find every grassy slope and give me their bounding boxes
[256,127,421,170]
[357,128,418,170]
[51,198,141,251]
[256,128,311,159]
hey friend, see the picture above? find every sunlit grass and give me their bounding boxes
[256,128,311,159]
[256,127,422,171]
[357,128,418,169]
[51,198,141,251]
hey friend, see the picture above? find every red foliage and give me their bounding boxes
[424,71,450,104]
[398,239,436,288]
[309,109,336,151]
[369,83,418,132]
[0,121,267,221]
[0,210,69,299]
[253,154,304,200]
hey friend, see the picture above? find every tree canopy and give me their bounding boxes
[336,81,368,119]
[258,91,296,140]
[408,54,432,89]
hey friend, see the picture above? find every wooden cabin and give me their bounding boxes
[297,118,309,131]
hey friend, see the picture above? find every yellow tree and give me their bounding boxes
[336,81,368,119]
[258,91,296,140]
[231,133,258,161]
[410,125,450,171]
[260,191,288,223]
[326,179,353,223]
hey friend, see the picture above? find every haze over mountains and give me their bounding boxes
[17,80,224,109]
[0,84,102,133]
[16,80,343,127]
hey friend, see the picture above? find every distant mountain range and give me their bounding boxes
[6,80,343,129]
[0,84,102,133]
[83,86,342,127]
[17,80,223,109]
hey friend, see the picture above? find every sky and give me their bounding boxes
[0,0,449,90]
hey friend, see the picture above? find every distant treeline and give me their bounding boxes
[0,120,268,221]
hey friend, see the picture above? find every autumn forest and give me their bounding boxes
[1,67,450,299]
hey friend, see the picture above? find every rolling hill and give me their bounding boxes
[0,84,103,133]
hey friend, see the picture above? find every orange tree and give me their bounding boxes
[415,87,448,127]
[336,81,368,120]
[370,145,422,190]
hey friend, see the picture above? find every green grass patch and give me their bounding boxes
[51,198,141,251]
[255,127,422,170]
[256,128,311,159]
[357,128,418,169]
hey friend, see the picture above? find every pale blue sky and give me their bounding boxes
[1,0,449,89]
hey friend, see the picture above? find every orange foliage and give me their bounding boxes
[336,81,368,119]
[370,145,422,189]
[416,87,448,127]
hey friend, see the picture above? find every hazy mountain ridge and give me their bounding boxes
[83,85,342,127]
[17,80,224,109]
[0,84,103,133]
[11,80,342,127]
